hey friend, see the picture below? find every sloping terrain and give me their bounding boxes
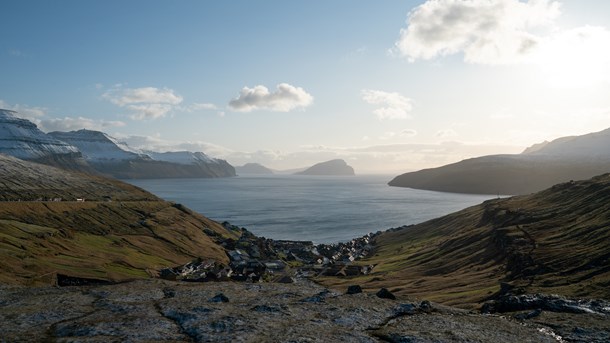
[0,155,236,285]
[0,154,153,201]
[389,127,610,195]
[389,154,610,195]
[320,174,610,309]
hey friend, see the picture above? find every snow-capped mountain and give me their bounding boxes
[49,128,235,179]
[0,109,80,160]
[48,129,149,162]
[145,151,219,165]
[1,110,235,179]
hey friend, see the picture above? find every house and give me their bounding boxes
[264,260,286,271]
[227,249,249,262]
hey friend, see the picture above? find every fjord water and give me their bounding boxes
[127,175,493,243]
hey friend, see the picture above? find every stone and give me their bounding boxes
[419,300,432,313]
[376,288,396,300]
[346,285,362,295]
[514,308,543,320]
[209,293,229,303]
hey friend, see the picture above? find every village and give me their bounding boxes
[159,221,380,283]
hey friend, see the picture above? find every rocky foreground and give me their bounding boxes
[3,279,608,342]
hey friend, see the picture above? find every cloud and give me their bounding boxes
[361,89,413,120]
[436,129,458,138]
[0,100,46,122]
[114,132,523,174]
[116,134,234,158]
[228,83,313,112]
[395,0,560,64]
[126,104,173,120]
[104,87,183,106]
[39,117,126,132]
[401,129,418,137]
[103,86,183,120]
[188,103,218,111]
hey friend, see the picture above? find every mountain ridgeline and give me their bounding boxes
[0,109,235,179]
[0,109,91,171]
[389,127,610,195]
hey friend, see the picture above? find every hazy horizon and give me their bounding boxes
[2,0,609,173]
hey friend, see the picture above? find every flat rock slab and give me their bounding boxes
[0,280,603,342]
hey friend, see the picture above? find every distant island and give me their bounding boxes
[235,163,274,175]
[295,159,355,176]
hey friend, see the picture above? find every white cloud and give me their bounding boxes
[401,129,418,137]
[436,129,458,138]
[395,0,560,64]
[116,134,234,158]
[188,103,218,111]
[0,100,46,123]
[127,104,173,120]
[39,117,125,132]
[228,83,314,112]
[103,86,183,120]
[361,89,413,120]
[104,87,183,106]
[113,132,524,174]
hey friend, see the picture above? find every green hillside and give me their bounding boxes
[321,174,610,309]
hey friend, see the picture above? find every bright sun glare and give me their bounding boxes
[537,26,610,88]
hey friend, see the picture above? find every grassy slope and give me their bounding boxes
[0,154,237,285]
[319,174,610,309]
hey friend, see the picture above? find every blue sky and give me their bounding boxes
[2,0,610,173]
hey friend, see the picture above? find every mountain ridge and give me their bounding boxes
[0,109,91,171]
[390,127,610,195]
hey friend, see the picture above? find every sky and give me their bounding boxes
[1,0,610,174]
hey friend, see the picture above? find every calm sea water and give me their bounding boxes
[126,175,493,244]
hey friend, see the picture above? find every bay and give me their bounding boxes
[126,175,494,244]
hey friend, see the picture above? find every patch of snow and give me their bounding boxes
[48,129,148,162]
[145,150,219,165]
[0,109,80,159]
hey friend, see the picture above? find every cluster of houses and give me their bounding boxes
[159,222,379,283]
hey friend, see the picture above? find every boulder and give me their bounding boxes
[346,285,363,295]
[209,293,229,303]
[376,288,396,300]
